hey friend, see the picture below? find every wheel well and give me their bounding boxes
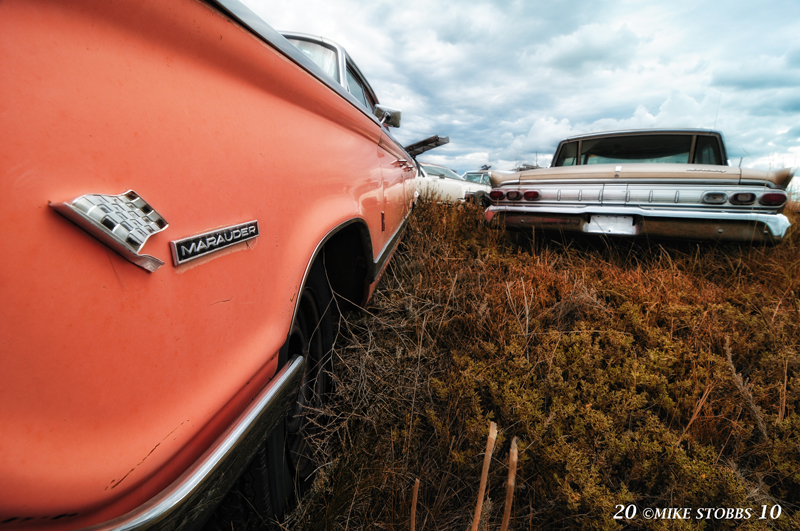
[320,222,372,313]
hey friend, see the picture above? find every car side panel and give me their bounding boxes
[0,0,390,528]
[378,133,413,246]
[418,173,465,202]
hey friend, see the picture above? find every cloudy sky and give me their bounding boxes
[242,0,800,176]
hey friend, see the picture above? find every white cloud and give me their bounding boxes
[242,0,800,173]
[531,24,639,73]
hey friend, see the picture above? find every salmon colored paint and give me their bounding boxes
[0,0,414,528]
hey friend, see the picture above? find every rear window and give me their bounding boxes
[553,134,726,166]
[285,38,339,82]
[463,172,489,184]
[580,135,692,164]
[694,135,723,165]
[422,164,462,180]
[555,141,578,166]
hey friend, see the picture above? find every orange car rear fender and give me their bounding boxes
[0,0,396,527]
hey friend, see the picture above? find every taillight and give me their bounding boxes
[730,192,756,205]
[506,191,522,200]
[523,190,541,201]
[489,190,505,201]
[759,192,787,206]
[702,192,727,204]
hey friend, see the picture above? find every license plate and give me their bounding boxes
[584,215,637,235]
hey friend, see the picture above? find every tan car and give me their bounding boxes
[485,130,794,243]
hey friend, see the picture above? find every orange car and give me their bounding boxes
[0,0,415,529]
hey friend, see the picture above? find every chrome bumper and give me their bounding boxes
[485,205,792,243]
[79,356,305,531]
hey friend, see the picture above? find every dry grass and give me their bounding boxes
[287,200,800,530]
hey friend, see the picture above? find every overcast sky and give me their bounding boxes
[242,0,800,176]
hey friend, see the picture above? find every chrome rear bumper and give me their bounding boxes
[485,205,791,243]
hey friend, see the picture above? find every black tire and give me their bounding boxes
[205,258,334,530]
[472,190,490,208]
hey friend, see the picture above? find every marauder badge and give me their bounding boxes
[170,221,259,265]
[50,190,169,272]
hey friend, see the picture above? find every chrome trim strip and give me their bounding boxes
[79,355,306,531]
[372,210,410,279]
[507,178,743,187]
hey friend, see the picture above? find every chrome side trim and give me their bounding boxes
[79,355,306,531]
[506,178,744,187]
[372,210,410,280]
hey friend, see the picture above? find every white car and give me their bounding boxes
[418,162,491,204]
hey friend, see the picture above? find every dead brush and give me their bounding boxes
[284,202,800,530]
[544,281,606,331]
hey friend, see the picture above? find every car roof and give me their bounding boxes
[558,129,723,142]
[280,31,380,108]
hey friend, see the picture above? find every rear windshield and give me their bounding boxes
[553,134,724,166]
[463,172,490,184]
[422,164,462,180]
[581,135,692,164]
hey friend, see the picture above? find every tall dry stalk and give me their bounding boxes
[471,421,497,531]
[410,478,420,531]
[676,383,715,447]
[777,357,788,424]
[500,437,518,531]
[724,336,769,442]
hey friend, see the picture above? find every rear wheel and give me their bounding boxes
[472,190,490,207]
[206,259,334,530]
[281,258,334,496]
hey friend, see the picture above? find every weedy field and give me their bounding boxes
[287,200,800,530]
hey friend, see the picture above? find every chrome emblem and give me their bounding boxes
[688,168,727,173]
[51,190,168,272]
[170,221,259,265]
